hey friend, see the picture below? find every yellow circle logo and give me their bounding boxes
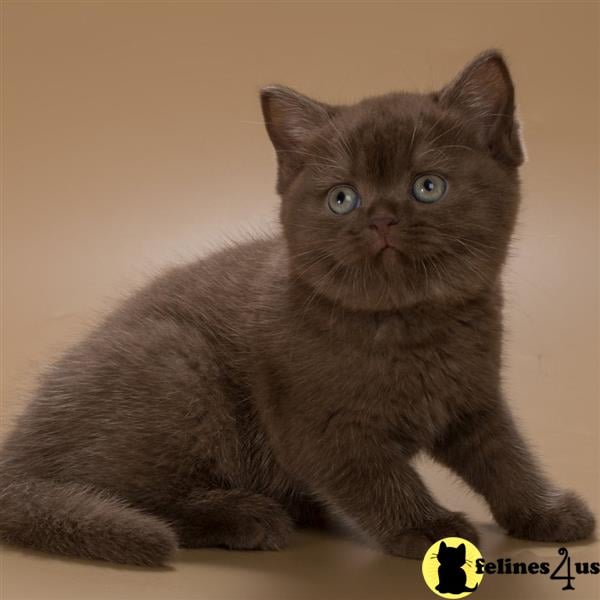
[422,537,484,598]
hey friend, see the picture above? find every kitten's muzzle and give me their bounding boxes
[369,215,400,254]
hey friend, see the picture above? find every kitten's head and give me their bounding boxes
[261,50,524,311]
[437,541,467,567]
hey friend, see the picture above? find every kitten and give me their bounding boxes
[0,50,594,566]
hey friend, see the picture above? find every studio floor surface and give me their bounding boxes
[2,523,599,600]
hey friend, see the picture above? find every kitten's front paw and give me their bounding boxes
[506,491,595,543]
[382,511,480,560]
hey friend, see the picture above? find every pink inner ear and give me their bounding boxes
[466,61,510,118]
[437,51,524,166]
[447,61,510,121]
[480,63,509,103]
[438,51,514,121]
[261,85,334,152]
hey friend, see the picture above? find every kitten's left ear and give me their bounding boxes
[261,85,336,192]
[437,50,525,167]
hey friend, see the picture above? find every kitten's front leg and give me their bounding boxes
[282,432,479,559]
[430,399,595,543]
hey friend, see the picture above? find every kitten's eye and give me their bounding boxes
[326,185,361,215]
[412,174,447,203]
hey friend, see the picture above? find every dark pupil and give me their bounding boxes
[424,179,435,192]
[336,191,346,204]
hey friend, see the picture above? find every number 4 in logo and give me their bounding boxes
[550,547,576,591]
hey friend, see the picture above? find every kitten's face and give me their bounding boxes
[262,51,524,311]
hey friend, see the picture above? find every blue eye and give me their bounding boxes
[412,174,447,203]
[327,185,361,215]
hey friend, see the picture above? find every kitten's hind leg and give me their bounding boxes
[172,489,294,550]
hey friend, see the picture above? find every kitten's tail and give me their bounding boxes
[0,476,178,565]
[464,583,479,592]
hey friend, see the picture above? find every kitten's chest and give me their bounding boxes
[340,312,465,384]
[308,315,484,440]
[349,330,466,407]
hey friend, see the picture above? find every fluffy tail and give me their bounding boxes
[0,477,178,565]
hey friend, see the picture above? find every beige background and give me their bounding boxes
[1,2,598,599]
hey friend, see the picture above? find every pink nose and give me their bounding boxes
[369,216,399,236]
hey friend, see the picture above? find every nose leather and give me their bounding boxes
[369,216,399,236]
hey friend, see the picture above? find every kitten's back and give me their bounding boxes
[0,235,285,564]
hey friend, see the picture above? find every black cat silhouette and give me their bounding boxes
[435,541,479,594]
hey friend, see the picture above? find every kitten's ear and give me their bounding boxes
[437,50,524,167]
[261,85,335,192]
[261,85,333,151]
[440,541,447,550]
[458,543,466,559]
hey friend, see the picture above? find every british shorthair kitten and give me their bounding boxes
[0,50,594,565]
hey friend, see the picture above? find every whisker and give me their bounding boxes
[417,144,474,159]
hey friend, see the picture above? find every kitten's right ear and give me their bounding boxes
[260,85,335,192]
[260,85,333,152]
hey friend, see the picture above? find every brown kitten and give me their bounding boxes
[0,50,594,566]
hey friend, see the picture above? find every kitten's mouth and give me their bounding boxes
[373,240,399,257]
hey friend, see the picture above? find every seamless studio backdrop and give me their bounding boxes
[1,2,598,600]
